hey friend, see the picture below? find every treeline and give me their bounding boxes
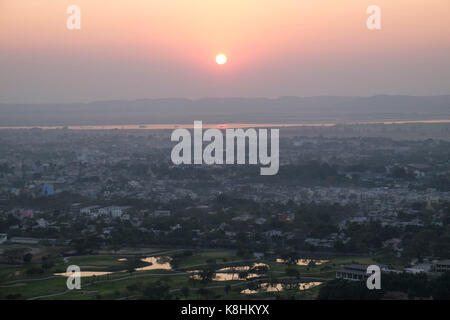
[318,272,450,300]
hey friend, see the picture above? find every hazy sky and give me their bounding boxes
[0,0,449,103]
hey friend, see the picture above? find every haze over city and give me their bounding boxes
[0,0,450,305]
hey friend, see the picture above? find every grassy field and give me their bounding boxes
[0,248,394,300]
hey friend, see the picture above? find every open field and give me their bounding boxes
[0,247,401,300]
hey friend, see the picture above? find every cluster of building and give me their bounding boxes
[0,127,448,258]
[79,205,132,219]
[336,259,450,282]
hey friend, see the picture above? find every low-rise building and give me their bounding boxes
[153,210,171,218]
[80,205,100,215]
[336,264,369,281]
[435,260,450,273]
[10,237,40,245]
[98,206,132,218]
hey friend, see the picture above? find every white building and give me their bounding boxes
[81,205,131,218]
[98,206,132,218]
[80,205,100,216]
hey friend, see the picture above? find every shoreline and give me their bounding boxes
[0,119,450,131]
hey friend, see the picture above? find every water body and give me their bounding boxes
[54,256,172,277]
[241,282,322,294]
[188,263,270,281]
[134,256,172,271]
[217,263,269,272]
[276,258,329,266]
[1,120,450,131]
[54,271,113,277]
[190,272,262,282]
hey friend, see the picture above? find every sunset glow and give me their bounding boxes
[216,54,228,65]
[0,0,449,102]
[0,0,449,305]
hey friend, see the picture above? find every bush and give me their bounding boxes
[26,266,45,276]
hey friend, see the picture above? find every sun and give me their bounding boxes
[215,53,227,65]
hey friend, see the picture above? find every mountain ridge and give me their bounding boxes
[0,95,449,126]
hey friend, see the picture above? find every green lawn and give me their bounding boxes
[64,255,125,268]
[177,250,244,269]
[0,250,396,300]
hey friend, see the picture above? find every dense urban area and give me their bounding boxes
[0,122,449,300]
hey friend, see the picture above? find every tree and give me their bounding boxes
[142,281,171,300]
[126,256,141,276]
[318,279,383,300]
[22,253,33,264]
[433,272,450,300]
[238,271,249,280]
[111,243,120,254]
[41,255,55,270]
[4,248,26,264]
[180,286,190,299]
[199,266,215,284]
[26,266,44,276]
[224,284,231,296]
[267,272,279,289]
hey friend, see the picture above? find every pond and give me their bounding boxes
[217,262,269,272]
[188,263,269,281]
[134,256,173,271]
[55,256,173,278]
[54,271,113,277]
[241,281,322,294]
[189,272,262,281]
[117,256,173,271]
[276,258,328,266]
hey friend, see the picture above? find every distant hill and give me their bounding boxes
[0,95,449,126]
